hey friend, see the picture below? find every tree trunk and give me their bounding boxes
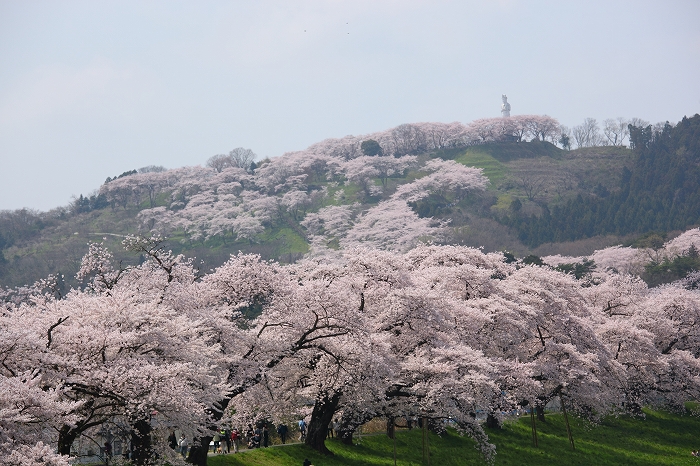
[58,425,78,456]
[186,435,212,466]
[188,396,233,466]
[386,416,395,439]
[422,417,430,466]
[338,428,354,445]
[560,396,575,450]
[130,418,152,466]
[57,417,106,456]
[305,391,341,454]
[486,413,501,429]
[536,406,546,422]
[336,407,374,445]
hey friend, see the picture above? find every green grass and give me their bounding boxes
[445,141,567,187]
[208,409,700,465]
[454,150,509,185]
[260,226,309,256]
[480,141,564,162]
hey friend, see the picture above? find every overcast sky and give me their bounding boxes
[1,0,699,212]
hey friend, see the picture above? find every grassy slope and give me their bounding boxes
[454,148,509,184]
[208,410,700,466]
[452,143,629,198]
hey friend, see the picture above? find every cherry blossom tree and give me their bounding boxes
[410,246,601,422]
[0,238,234,464]
[281,190,312,221]
[293,153,341,183]
[662,228,700,259]
[417,121,473,149]
[392,159,489,203]
[1,442,71,466]
[301,204,357,239]
[588,278,700,415]
[231,214,264,242]
[127,170,171,208]
[590,246,648,276]
[213,255,383,455]
[341,199,445,252]
[388,124,428,156]
[340,156,381,197]
[240,191,281,225]
[207,148,256,173]
[304,135,363,161]
[341,247,510,458]
[523,115,560,142]
[460,264,622,421]
[369,155,419,187]
[0,339,78,463]
[636,286,700,408]
[469,118,503,142]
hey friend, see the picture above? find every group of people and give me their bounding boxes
[242,422,294,447]
[211,428,238,453]
[167,420,306,458]
[169,428,242,458]
[243,424,269,449]
[326,418,340,439]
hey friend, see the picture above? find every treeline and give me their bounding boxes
[504,114,700,246]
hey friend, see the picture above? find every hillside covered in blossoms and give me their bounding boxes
[5,113,699,291]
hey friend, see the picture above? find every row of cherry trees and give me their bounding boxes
[2,229,700,465]
[301,115,561,160]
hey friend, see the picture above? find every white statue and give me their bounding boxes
[501,94,511,117]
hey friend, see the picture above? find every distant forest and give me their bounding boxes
[503,114,700,246]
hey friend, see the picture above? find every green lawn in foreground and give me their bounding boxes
[208,409,700,465]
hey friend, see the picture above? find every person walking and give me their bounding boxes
[298,419,307,442]
[104,441,112,465]
[262,425,269,447]
[231,429,240,453]
[221,429,230,453]
[212,431,220,453]
[179,435,188,458]
[277,424,289,444]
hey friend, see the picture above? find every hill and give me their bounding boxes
[1,115,698,290]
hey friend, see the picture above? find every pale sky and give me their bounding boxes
[1,0,699,212]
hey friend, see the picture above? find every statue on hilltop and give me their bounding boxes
[501,94,511,117]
